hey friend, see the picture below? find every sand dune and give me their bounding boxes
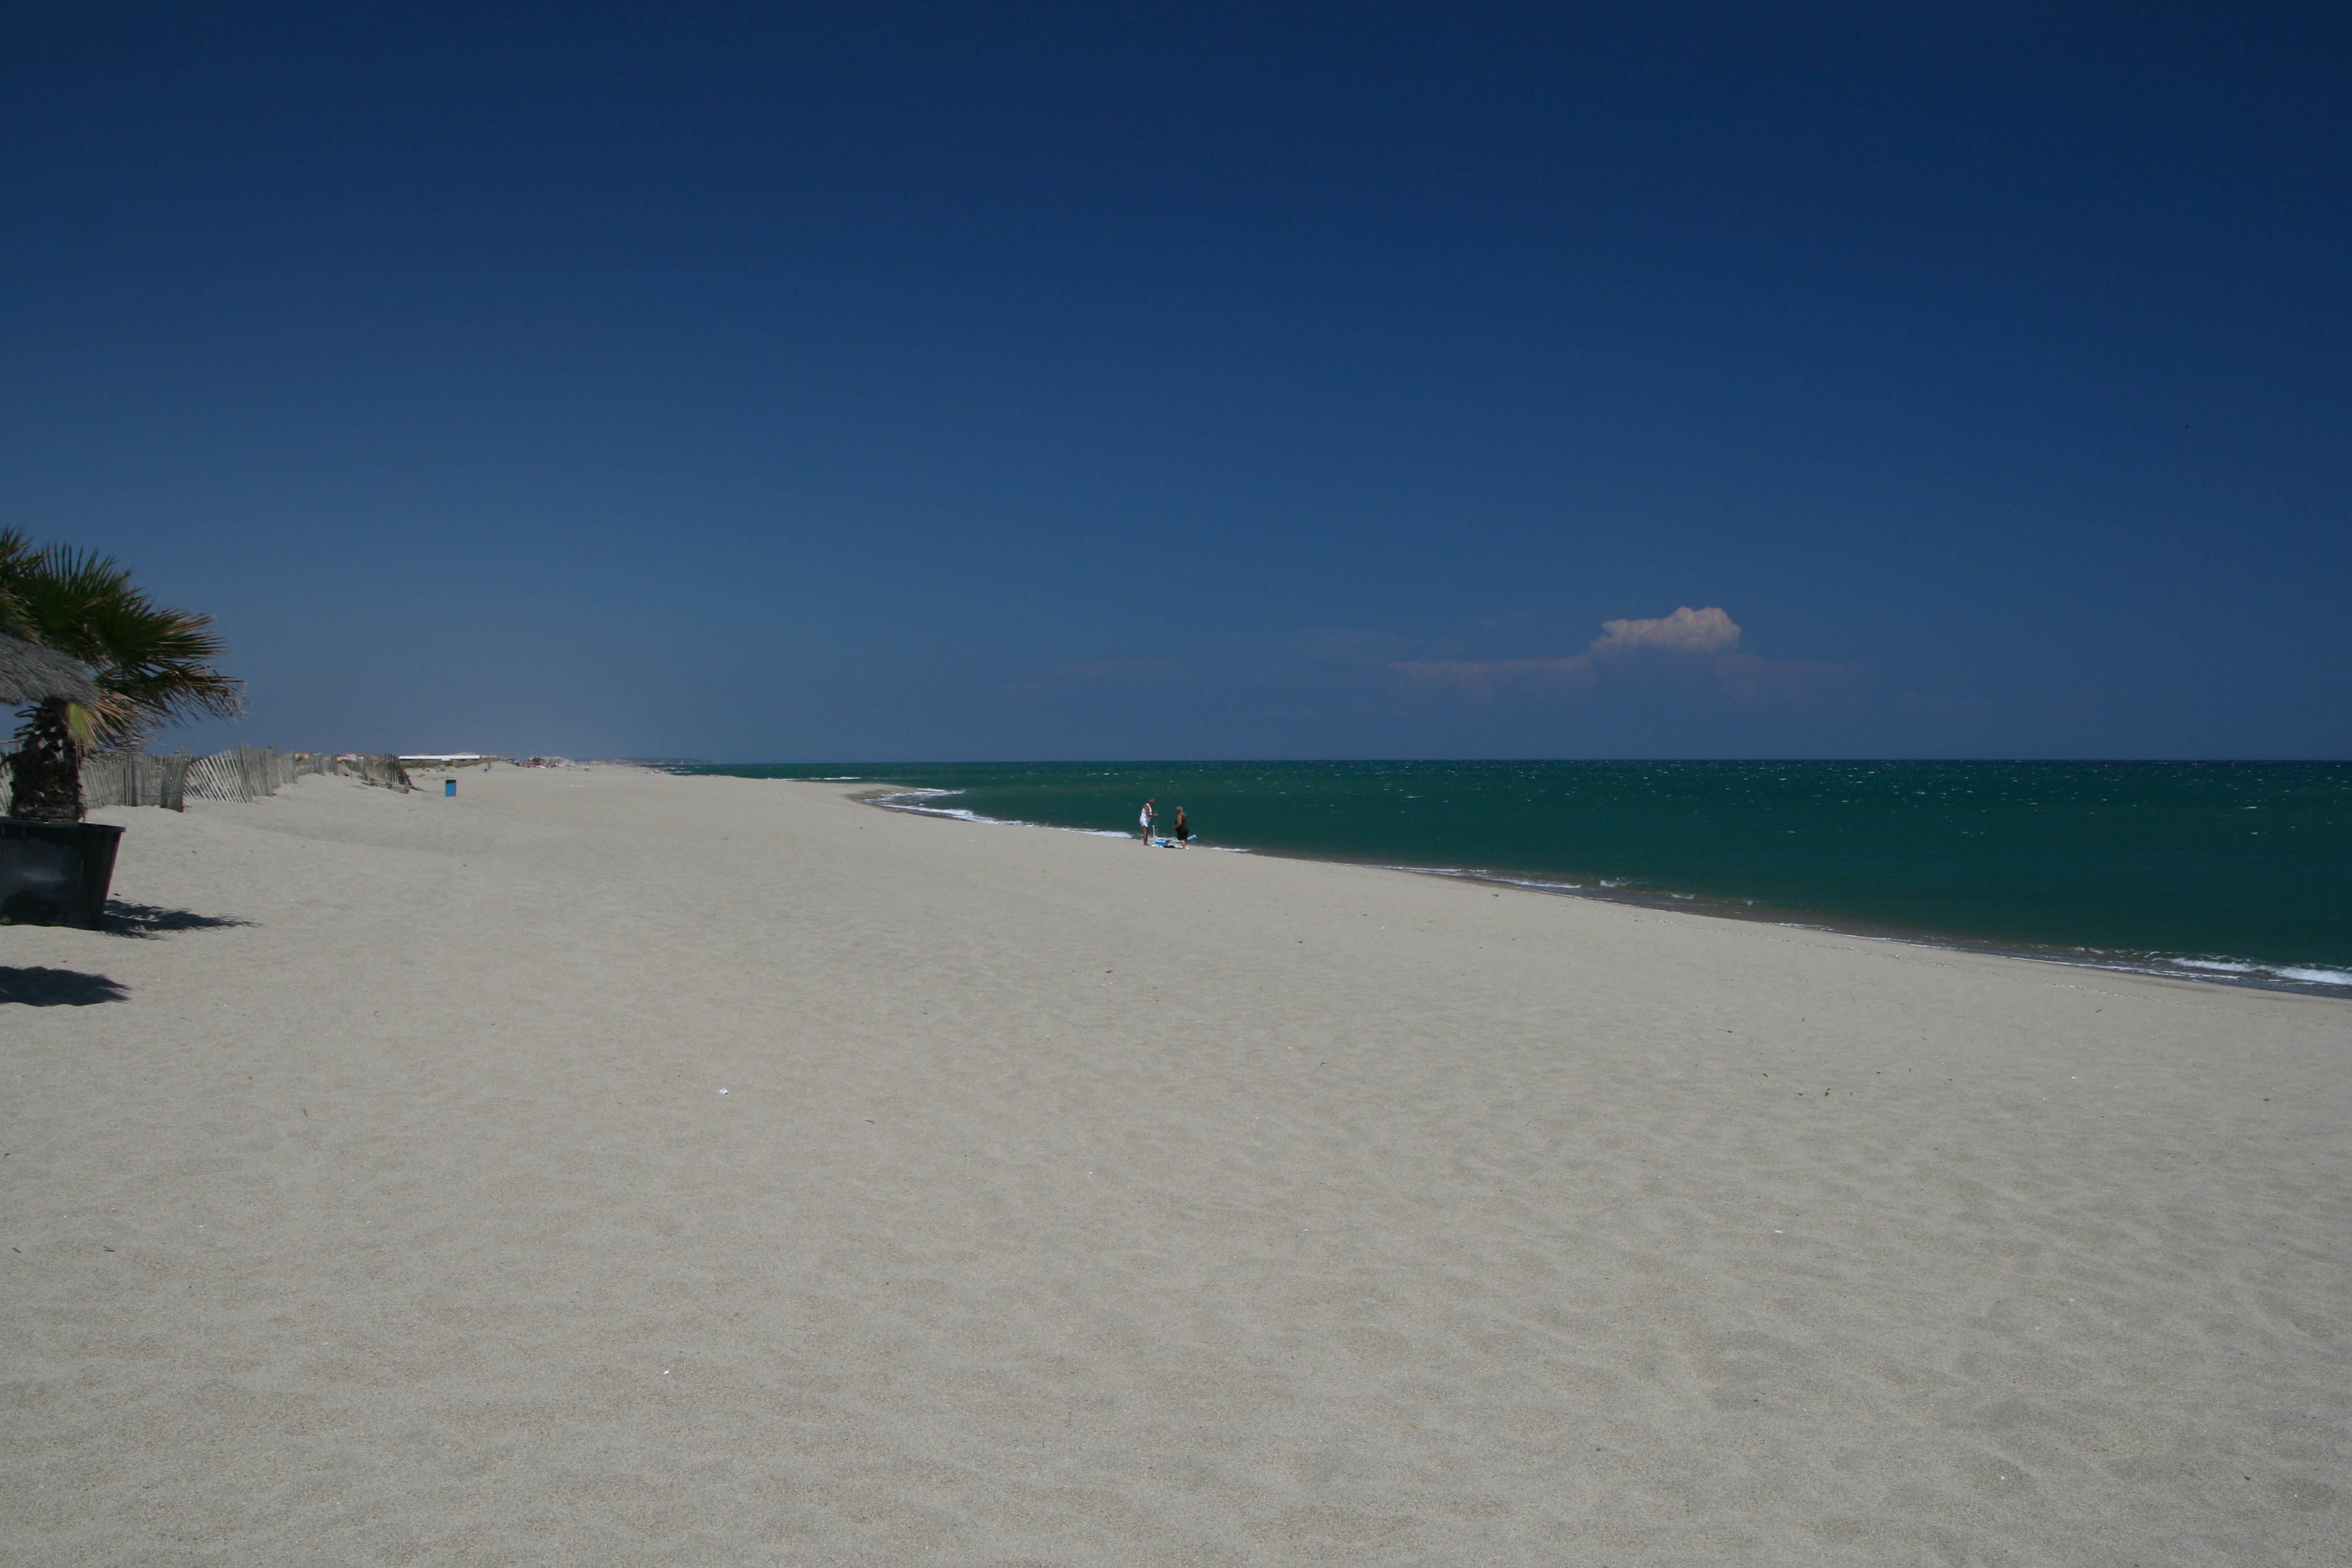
[4,767,2346,1564]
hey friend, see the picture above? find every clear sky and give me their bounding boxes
[6,2,2346,759]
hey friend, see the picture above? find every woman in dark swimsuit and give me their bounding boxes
[1172,806,1191,846]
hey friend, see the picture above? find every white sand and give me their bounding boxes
[3,766,2346,1565]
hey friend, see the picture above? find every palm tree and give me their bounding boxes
[1,530,245,822]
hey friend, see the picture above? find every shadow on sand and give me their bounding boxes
[100,902,253,939]
[0,966,129,1006]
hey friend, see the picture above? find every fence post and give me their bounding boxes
[78,754,123,810]
[162,752,188,811]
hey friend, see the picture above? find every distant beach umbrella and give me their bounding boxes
[0,633,103,708]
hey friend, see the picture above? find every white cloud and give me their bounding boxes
[1396,606,1739,699]
[1589,605,1741,658]
[1394,606,1860,707]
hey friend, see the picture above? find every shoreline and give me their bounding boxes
[10,766,2345,1564]
[848,780,2352,1002]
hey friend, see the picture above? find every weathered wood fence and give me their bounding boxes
[1,747,414,812]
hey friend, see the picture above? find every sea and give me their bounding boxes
[675,761,2352,996]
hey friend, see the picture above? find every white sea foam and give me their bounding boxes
[2156,956,2350,987]
[1397,866,1588,893]
[869,789,1175,842]
[2106,955,2352,991]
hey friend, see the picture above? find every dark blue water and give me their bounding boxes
[678,761,2352,994]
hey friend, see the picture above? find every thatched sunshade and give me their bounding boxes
[0,633,103,708]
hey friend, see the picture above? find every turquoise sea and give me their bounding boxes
[677,762,2352,995]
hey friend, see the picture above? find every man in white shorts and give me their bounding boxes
[1139,798,1156,844]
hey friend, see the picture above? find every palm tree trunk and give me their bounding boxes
[7,699,84,822]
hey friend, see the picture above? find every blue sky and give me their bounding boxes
[6,2,2346,759]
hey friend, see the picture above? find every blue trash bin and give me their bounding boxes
[445,778,456,797]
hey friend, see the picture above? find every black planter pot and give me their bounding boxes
[0,819,126,928]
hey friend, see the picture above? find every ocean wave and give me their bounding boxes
[869,788,1163,841]
[871,786,1224,845]
[2162,956,2351,987]
[1395,866,1586,892]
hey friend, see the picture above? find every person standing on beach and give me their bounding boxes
[1139,798,1156,844]
[1172,806,1190,847]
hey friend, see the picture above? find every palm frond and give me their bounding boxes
[0,528,38,642]
[0,539,245,747]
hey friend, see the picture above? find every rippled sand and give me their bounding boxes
[4,767,2346,1564]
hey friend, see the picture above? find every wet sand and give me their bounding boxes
[4,766,2346,1564]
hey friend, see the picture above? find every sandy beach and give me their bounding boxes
[4,765,2346,1565]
